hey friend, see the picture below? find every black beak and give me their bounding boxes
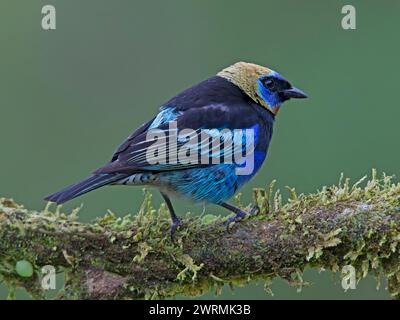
[282,87,308,99]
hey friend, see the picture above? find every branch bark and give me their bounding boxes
[1,171,400,299]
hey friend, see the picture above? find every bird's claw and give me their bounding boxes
[223,204,260,232]
[248,204,260,215]
[169,218,183,242]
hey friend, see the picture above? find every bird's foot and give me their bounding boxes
[248,204,260,215]
[224,204,259,230]
[169,217,183,242]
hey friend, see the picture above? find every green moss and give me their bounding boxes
[201,214,219,225]
[0,170,399,299]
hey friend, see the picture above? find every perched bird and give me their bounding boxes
[45,62,307,237]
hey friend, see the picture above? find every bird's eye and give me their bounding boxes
[263,78,276,91]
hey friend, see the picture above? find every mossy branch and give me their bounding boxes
[1,170,400,300]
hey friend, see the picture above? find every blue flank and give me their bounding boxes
[158,152,266,204]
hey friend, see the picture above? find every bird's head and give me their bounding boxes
[217,62,307,115]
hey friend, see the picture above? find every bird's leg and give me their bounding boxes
[160,192,182,240]
[220,202,259,226]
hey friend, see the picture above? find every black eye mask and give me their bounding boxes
[262,77,291,92]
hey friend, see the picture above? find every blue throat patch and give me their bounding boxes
[257,79,281,111]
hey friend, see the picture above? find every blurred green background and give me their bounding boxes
[0,0,399,299]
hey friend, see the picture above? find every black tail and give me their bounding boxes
[44,174,126,204]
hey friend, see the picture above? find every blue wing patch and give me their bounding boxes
[149,106,182,129]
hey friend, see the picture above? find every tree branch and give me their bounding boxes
[1,170,399,299]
